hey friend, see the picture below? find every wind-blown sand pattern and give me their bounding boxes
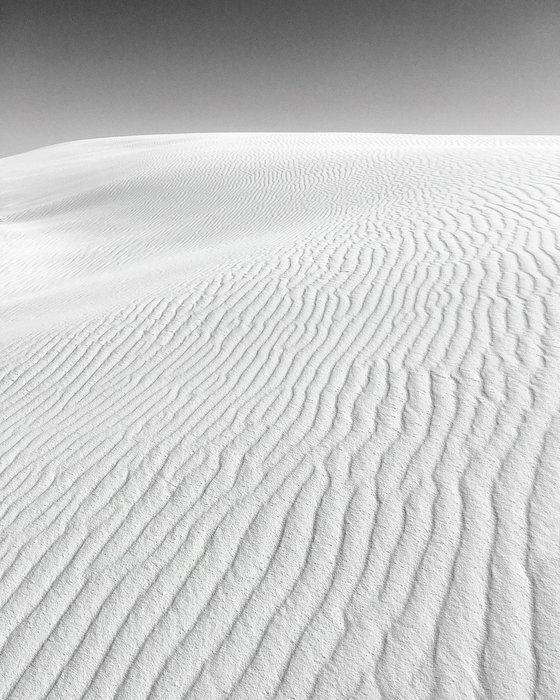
[0,134,559,699]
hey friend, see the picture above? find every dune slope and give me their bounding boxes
[0,134,559,699]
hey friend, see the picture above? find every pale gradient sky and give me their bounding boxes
[1,0,559,157]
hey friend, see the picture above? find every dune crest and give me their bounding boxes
[1,134,559,699]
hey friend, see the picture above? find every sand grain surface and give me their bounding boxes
[0,134,559,699]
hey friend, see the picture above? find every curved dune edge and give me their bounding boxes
[0,134,559,699]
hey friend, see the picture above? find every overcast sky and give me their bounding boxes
[1,0,559,156]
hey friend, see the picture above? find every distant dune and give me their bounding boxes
[0,134,559,699]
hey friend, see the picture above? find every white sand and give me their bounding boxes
[0,133,559,699]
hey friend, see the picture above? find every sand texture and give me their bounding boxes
[0,134,559,699]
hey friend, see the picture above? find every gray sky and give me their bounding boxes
[1,0,559,156]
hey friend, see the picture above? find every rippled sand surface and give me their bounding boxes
[0,134,559,699]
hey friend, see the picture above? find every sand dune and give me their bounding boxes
[0,133,559,699]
